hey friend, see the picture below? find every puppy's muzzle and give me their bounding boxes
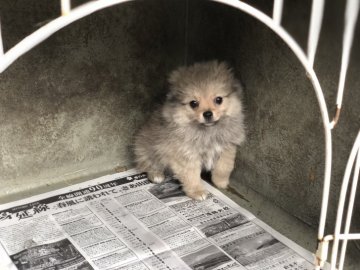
[203,111,213,122]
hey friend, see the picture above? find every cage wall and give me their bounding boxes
[0,0,359,264]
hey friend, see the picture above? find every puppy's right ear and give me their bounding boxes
[168,70,179,86]
[167,66,186,102]
[166,91,175,102]
[168,66,186,86]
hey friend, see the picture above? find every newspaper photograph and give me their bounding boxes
[0,169,318,270]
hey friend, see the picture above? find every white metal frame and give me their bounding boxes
[0,0,359,269]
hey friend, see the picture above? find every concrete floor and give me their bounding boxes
[223,178,359,270]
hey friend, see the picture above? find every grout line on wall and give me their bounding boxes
[184,0,189,65]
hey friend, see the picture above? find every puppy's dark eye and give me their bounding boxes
[215,96,223,105]
[189,100,199,109]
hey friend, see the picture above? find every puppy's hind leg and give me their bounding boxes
[212,145,237,189]
[171,160,208,201]
[147,169,166,184]
[136,158,165,184]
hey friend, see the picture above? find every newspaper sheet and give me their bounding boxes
[0,169,318,270]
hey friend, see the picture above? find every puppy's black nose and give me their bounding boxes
[203,111,213,120]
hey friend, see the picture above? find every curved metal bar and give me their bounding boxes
[0,0,132,73]
[212,0,332,247]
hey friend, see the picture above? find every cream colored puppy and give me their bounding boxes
[134,61,245,200]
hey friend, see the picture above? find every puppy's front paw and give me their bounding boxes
[213,177,229,189]
[147,171,165,184]
[186,188,209,201]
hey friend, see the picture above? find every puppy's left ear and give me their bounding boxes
[232,79,244,95]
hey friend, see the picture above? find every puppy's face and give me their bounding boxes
[178,84,235,126]
[163,61,242,127]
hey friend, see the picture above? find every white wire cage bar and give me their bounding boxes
[338,150,360,269]
[331,0,360,129]
[315,132,360,270]
[272,0,284,25]
[307,0,325,68]
[0,20,4,63]
[0,0,359,269]
[61,0,72,16]
[331,132,360,270]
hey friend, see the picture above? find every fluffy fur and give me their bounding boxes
[134,61,245,200]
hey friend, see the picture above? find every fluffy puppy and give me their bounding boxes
[134,61,245,200]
